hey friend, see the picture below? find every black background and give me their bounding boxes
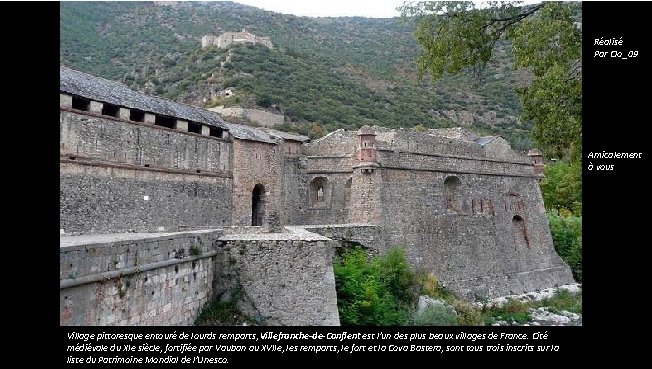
[4,0,648,365]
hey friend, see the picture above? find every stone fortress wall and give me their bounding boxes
[304,126,572,299]
[60,66,574,325]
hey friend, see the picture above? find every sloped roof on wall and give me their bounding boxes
[226,123,279,144]
[427,127,479,142]
[475,136,499,146]
[60,66,228,130]
[260,128,310,142]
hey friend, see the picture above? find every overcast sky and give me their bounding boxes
[234,0,408,18]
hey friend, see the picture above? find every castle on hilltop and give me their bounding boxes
[59,66,574,326]
[202,28,273,49]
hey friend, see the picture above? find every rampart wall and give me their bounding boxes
[60,227,341,326]
[377,166,573,299]
[60,109,233,235]
[60,230,219,325]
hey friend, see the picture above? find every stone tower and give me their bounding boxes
[527,149,544,177]
[350,126,382,224]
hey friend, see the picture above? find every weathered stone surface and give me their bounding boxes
[215,230,340,326]
[60,230,219,326]
[60,162,232,235]
[60,93,72,108]
[209,106,285,127]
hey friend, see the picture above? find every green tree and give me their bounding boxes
[539,161,582,215]
[547,210,582,282]
[401,1,582,161]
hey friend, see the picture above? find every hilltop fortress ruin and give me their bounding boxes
[59,66,574,326]
[202,28,273,49]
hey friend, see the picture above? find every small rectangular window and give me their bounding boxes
[209,127,223,138]
[188,121,202,134]
[101,103,120,118]
[71,96,90,111]
[154,115,175,129]
[129,109,145,122]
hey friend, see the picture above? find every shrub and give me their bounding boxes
[453,300,484,326]
[333,247,414,325]
[411,304,458,326]
[547,210,582,282]
[540,288,582,315]
[413,271,455,303]
[483,299,532,325]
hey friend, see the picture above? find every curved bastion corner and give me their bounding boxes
[59,66,575,326]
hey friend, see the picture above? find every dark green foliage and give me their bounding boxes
[403,1,582,160]
[547,210,582,282]
[510,3,582,161]
[540,161,582,215]
[335,246,582,326]
[333,247,414,325]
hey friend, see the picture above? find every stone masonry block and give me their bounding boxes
[60,93,72,108]
[144,113,156,124]
[119,108,130,120]
[176,120,188,132]
[89,101,103,114]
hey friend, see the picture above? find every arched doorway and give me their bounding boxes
[252,184,265,226]
[444,176,463,213]
[309,177,329,206]
[512,215,529,249]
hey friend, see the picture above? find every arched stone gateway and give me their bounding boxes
[309,177,329,206]
[252,184,265,226]
[512,215,529,249]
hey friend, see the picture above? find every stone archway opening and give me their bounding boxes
[512,215,529,249]
[444,176,463,213]
[309,177,329,206]
[252,184,265,226]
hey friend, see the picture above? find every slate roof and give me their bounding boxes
[226,123,279,144]
[260,128,310,142]
[427,127,479,142]
[60,66,228,130]
[475,136,499,146]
